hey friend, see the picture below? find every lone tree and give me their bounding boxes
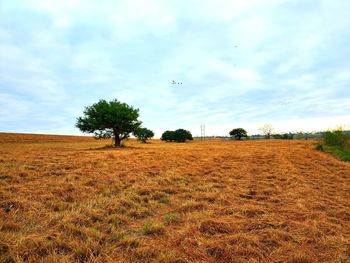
[76,99,141,147]
[133,127,154,143]
[259,124,274,139]
[161,129,193,142]
[229,128,247,140]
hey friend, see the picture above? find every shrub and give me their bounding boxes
[133,127,154,143]
[315,143,324,151]
[173,129,193,142]
[161,129,193,143]
[161,131,175,142]
[319,127,350,162]
[323,129,349,148]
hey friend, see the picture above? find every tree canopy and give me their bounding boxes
[76,99,141,147]
[229,128,247,140]
[259,124,274,139]
[133,127,154,143]
[161,129,193,142]
[160,130,175,142]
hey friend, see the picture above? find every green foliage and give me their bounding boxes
[229,128,247,140]
[283,133,293,140]
[76,99,141,147]
[323,129,349,148]
[272,133,294,140]
[272,134,282,139]
[161,129,193,143]
[331,146,350,162]
[318,128,350,162]
[315,143,324,151]
[173,129,193,142]
[133,127,154,143]
[160,130,175,142]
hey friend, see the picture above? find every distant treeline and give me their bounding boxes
[193,131,350,140]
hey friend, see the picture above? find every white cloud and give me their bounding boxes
[0,93,33,120]
[0,44,68,102]
[0,0,350,136]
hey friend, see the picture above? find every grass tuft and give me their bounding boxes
[163,212,181,225]
[140,222,165,236]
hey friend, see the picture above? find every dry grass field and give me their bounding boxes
[0,133,349,263]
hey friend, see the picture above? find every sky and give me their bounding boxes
[1,0,350,137]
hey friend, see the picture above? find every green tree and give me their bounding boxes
[76,99,141,147]
[161,130,175,142]
[229,128,247,140]
[133,127,154,143]
[161,129,193,142]
[173,129,193,142]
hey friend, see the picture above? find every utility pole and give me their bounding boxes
[200,124,205,140]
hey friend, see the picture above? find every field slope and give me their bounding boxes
[0,133,349,262]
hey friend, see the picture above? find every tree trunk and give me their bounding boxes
[114,136,121,147]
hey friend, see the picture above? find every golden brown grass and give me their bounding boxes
[0,133,349,262]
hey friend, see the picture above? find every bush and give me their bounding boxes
[161,131,175,142]
[161,129,193,143]
[173,129,193,142]
[315,143,324,151]
[323,129,349,148]
[319,128,350,162]
[133,127,154,143]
